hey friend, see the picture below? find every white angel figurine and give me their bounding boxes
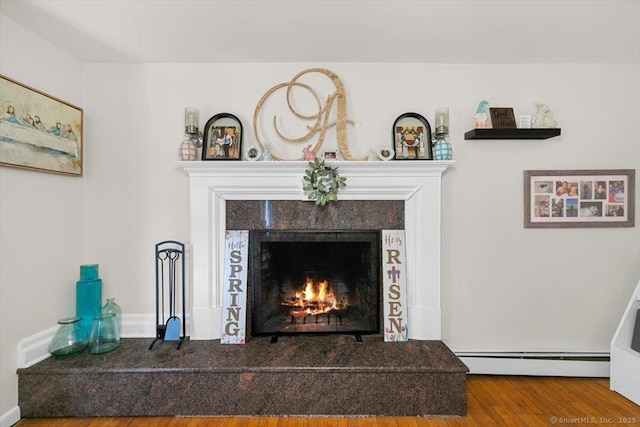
[262,142,273,161]
[531,102,558,128]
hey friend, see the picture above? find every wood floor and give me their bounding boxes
[15,376,639,427]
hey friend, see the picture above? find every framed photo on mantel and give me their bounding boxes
[202,113,243,160]
[524,169,635,228]
[392,113,433,160]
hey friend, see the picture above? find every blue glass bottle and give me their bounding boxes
[76,264,102,336]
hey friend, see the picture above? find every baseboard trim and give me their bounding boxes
[18,313,156,368]
[457,351,611,377]
[17,326,57,369]
[0,406,20,427]
[120,313,156,338]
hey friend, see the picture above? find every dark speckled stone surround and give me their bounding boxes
[19,336,468,417]
[226,200,405,230]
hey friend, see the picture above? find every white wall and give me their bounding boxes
[1,13,639,423]
[441,64,640,351]
[0,14,85,421]
[81,62,639,352]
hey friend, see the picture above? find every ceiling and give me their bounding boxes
[1,0,639,64]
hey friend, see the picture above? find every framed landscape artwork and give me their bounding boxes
[1,75,83,176]
[524,169,635,228]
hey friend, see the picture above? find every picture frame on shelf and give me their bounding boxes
[489,107,517,129]
[524,169,635,228]
[321,150,338,161]
[0,74,83,176]
[392,113,432,160]
[202,113,243,160]
[245,145,262,161]
[377,148,394,161]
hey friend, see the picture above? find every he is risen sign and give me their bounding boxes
[382,230,409,342]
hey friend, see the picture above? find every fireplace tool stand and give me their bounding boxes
[149,240,187,350]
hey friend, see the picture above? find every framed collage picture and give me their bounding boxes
[524,169,635,228]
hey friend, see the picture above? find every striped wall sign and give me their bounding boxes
[220,230,249,344]
[382,230,409,342]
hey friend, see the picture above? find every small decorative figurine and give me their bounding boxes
[303,144,316,161]
[531,102,558,128]
[262,142,273,161]
[473,100,490,128]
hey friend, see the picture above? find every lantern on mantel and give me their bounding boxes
[179,107,202,160]
[432,108,452,161]
[184,107,203,146]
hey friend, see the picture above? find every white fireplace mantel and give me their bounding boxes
[176,160,454,340]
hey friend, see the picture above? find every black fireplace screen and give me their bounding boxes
[250,230,380,337]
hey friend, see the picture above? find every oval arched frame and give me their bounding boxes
[202,113,243,160]
[392,112,433,160]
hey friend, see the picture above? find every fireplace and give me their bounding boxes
[18,161,466,420]
[176,160,454,340]
[250,230,380,337]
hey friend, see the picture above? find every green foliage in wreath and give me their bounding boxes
[302,158,347,206]
[401,127,420,140]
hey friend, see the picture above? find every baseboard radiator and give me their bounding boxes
[456,351,610,377]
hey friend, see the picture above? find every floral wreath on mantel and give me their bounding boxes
[303,158,347,206]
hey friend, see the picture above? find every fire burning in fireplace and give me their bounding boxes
[281,277,349,318]
[250,230,380,336]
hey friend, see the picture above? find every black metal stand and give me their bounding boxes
[149,240,187,350]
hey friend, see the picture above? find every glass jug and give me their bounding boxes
[101,298,122,337]
[89,312,120,354]
[48,316,88,358]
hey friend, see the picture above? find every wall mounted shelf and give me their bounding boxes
[464,128,561,140]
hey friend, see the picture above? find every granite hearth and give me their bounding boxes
[19,336,468,417]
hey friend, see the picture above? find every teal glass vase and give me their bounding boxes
[48,316,88,358]
[101,298,122,337]
[76,264,102,336]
